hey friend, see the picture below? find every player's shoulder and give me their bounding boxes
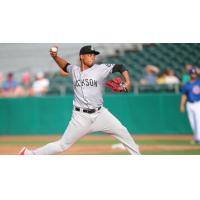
[69,63,78,68]
[103,63,115,67]
[65,64,79,74]
[69,64,79,70]
[182,81,190,89]
[183,80,200,89]
[189,79,200,86]
[96,63,116,68]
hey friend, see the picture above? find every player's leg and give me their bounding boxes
[25,111,92,155]
[91,107,140,155]
[193,102,200,142]
[186,103,197,141]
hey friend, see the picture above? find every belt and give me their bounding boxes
[75,106,101,114]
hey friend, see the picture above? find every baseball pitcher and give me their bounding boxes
[19,45,140,155]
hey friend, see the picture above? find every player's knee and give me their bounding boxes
[58,139,72,151]
[112,126,129,136]
[118,126,129,134]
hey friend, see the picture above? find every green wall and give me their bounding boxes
[0,94,191,135]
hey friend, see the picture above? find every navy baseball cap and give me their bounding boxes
[189,67,198,75]
[79,45,100,55]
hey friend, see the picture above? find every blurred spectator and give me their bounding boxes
[21,72,32,96]
[0,72,4,85]
[156,69,168,84]
[0,73,4,97]
[1,72,24,97]
[165,69,180,84]
[182,64,192,84]
[196,66,200,75]
[140,65,159,85]
[29,72,49,96]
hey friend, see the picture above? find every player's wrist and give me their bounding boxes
[52,54,58,59]
[125,80,131,86]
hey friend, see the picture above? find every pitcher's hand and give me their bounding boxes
[50,46,58,58]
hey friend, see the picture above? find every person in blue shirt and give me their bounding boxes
[140,65,159,85]
[2,72,25,97]
[180,67,200,144]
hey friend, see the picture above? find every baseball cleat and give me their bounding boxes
[18,147,27,155]
[190,140,200,145]
[111,143,126,150]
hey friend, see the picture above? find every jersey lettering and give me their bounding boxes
[74,79,98,88]
[85,79,89,86]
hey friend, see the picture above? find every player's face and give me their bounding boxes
[190,73,197,80]
[81,54,96,67]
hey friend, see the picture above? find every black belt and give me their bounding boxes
[75,106,101,114]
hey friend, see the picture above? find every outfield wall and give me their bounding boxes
[0,94,191,135]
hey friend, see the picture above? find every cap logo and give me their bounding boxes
[91,46,95,51]
[190,68,197,74]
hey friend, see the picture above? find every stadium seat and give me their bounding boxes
[47,44,200,95]
[101,43,200,85]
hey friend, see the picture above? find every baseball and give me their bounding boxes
[51,47,58,53]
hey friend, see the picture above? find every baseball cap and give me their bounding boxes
[36,72,44,79]
[79,45,100,55]
[189,67,198,75]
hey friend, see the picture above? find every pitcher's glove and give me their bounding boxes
[105,77,128,93]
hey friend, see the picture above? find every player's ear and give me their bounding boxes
[80,55,84,60]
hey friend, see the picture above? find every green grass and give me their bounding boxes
[0,141,49,145]
[0,140,116,146]
[142,150,200,155]
[0,139,194,146]
[1,137,200,155]
[136,140,191,145]
[95,150,200,155]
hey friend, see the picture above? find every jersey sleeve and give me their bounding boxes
[99,64,116,78]
[63,63,74,74]
[180,84,188,95]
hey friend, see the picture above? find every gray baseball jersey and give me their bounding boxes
[67,64,115,109]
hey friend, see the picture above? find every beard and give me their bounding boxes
[84,60,94,67]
